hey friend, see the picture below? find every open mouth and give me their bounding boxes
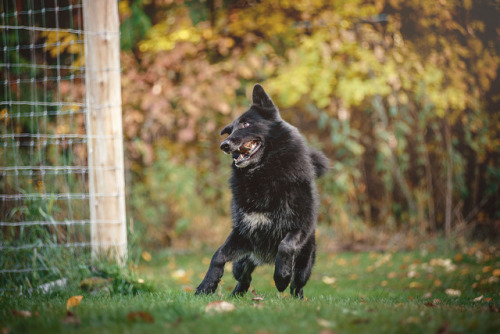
[233,140,261,165]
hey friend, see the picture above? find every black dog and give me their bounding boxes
[196,84,329,298]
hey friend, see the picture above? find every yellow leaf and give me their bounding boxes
[434,278,442,287]
[66,295,83,310]
[482,266,493,273]
[492,269,500,277]
[409,282,423,289]
[141,251,152,262]
[322,276,336,285]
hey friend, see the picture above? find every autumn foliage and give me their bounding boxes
[119,0,500,248]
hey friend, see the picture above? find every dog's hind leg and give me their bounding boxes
[290,234,316,299]
[231,255,256,296]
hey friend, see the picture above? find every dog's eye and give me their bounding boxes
[242,122,250,128]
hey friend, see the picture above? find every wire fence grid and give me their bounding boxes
[0,0,126,291]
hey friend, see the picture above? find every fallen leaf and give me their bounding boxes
[484,297,492,302]
[205,301,235,313]
[482,266,493,273]
[1,326,9,334]
[79,277,111,291]
[433,299,442,305]
[493,269,500,277]
[445,289,461,296]
[61,311,81,325]
[317,318,336,328]
[453,254,463,262]
[387,272,397,279]
[12,310,31,318]
[424,302,435,307]
[423,292,432,299]
[473,295,484,302]
[252,296,264,301]
[380,280,388,287]
[434,278,442,287]
[322,276,336,285]
[66,296,83,310]
[182,285,194,292]
[126,311,155,323]
[409,282,423,288]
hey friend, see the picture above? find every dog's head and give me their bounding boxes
[220,84,280,168]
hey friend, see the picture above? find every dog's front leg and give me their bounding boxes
[196,231,250,295]
[274,230,306,292]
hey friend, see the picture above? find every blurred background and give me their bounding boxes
[119,0,500,250]
[118,0,500,250]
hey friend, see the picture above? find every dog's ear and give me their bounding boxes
[252,84,275,108]
[220,124,233,136]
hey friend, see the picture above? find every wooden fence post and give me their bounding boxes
[83,0,127,262]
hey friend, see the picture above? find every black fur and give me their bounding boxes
[196,84,329,298]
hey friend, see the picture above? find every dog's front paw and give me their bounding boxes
[195,281,218,295]
[274,269,291,292]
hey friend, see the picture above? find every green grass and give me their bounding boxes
[1,245,500,333]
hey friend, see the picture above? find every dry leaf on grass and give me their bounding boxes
[11,310,32,318]
[61,311,81,326]
[322,276,336,285]
[205,301,235,313]
[445,289,461,297]
[126,311,155,323]
[66,295,83,310]
[251,289,264,301]
[473,295,483,302]
[317,318,336,328]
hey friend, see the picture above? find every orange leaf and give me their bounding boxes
[126,311,155,323]
[66,296,83,310]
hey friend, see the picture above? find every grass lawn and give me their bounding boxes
[1,243,499,333]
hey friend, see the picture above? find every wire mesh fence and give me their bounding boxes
[0,0,126,292]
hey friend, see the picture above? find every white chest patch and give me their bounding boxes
[242,212,272,230]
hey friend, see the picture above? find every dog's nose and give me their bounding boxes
[220,140,231,153]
